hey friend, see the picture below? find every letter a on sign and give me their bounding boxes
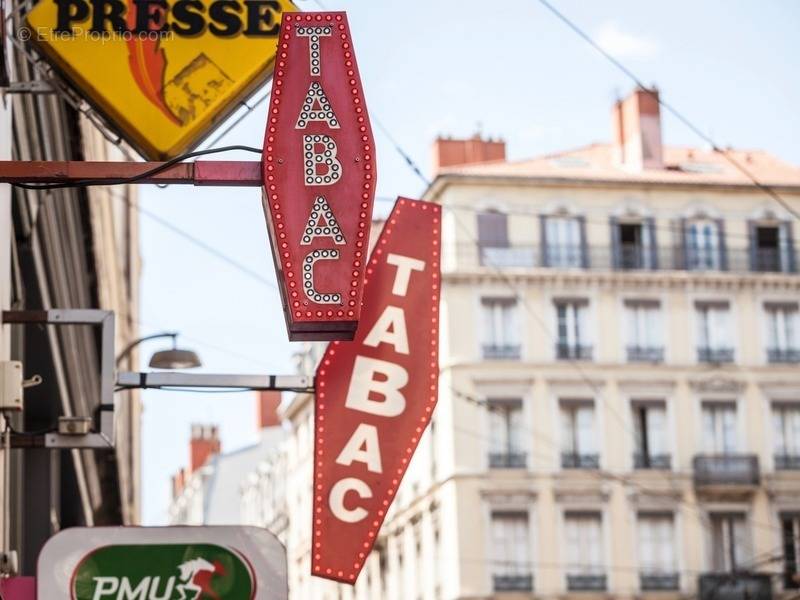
[312,199,441,584]
[262,12,376,342]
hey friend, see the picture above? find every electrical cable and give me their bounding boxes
[531,0,800,221]
[9,144,263,191]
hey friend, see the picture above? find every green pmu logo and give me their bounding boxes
[72,544,255,600]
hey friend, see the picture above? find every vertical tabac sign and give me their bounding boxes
[313,199,441,584]
[262,12,375,341]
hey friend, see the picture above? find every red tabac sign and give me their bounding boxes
[262,12,375,341]
[312,198,441,584]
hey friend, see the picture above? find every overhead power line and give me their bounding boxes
[532,0,800,221]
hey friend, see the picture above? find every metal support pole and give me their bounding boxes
[115,372,314,393]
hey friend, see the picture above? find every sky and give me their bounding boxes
[138,0,800,525]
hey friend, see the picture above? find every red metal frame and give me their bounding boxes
[0,160,262,186]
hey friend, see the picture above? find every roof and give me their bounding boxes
[435,144,800,190]
[202,426,285,524]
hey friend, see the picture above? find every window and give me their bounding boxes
[481,297,520,359]
[542,215,584,268]
[782,513,800,589]
[611,217,657,270]
[685,218,723,270]
[625,300,664,362]
[565,513,605,591]
[702,402,737,454]
[765,302,800,363]
[478,210,534,267]
[696,301,734,363]
[709,513,749,572]
[491,511,533,592]
[632,402,670,469]
[638,514,678,590]
[749,221,796,273]
[773,404,800,470]
[555,300,592,360]
[561,401,598,468]
[488,399,526,469]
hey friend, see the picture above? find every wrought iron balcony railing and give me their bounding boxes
[561,452,600,469]
[481,344,521,360]
[451,244,799,275]
[774,454,800,470]
[493,574,533,592]
[633,453,672,470]
[489,451,527,469]
[627,345,665,363]
[567,574,607,592]
[556,343,593,360]
[693,455,760,487]
[697,573,773,600]
[767,348,800,364]
[640,572,680,591]
[697,347,735,363]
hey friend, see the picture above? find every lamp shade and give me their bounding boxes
[148,348,202,370]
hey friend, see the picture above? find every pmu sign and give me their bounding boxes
[312,199,441,583]
[37,526,288,599]
[262,12,375,340]
[25,0,297,158]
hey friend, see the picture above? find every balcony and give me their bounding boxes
[493,573,533,592]
[774,454,800,470]
[697,573,772,600]
[640,572,680,591]
[767,348,800,364]
[449,244,800,275]
[489,452,527,469]
[556,343,593,361]
[697,347,735,364]
[562,453,600,469]
[627,345,664,363]
[567,574,607,592]
[693,455,760,488]
[479,246,536,268]
[753,248,795,274]
[482,344,521,360]
[634,453,672,470]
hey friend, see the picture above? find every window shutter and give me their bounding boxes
[783,221,797,273]
[610,216,620,269]
[677,218,687,269]
[478,211,509,248]
[646,217,658,269]
[539,215,549,267]
[578,215,588,268]
[748,220,758,271]
[716,218,728,271]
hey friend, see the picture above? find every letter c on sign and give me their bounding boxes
[329,477,372,523]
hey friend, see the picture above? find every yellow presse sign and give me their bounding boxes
[25,0,297,158]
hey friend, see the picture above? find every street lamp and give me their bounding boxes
[115,332,202,369]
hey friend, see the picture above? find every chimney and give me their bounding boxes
[432,134,506,174]
[190,424,220,472]
[612,87,663,170]
[171,468,186,499]
[257,391,282,429]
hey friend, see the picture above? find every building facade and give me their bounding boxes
[0,26,141,575]
[244,87,800,600]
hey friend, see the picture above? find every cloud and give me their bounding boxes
[595,21,658,60]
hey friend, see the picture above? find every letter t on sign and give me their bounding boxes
[262,12,376,342]
[312,198,441,584]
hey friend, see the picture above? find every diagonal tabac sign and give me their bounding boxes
[262,12,376,341]
[312,198,441,584]
[25,0,297,159]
